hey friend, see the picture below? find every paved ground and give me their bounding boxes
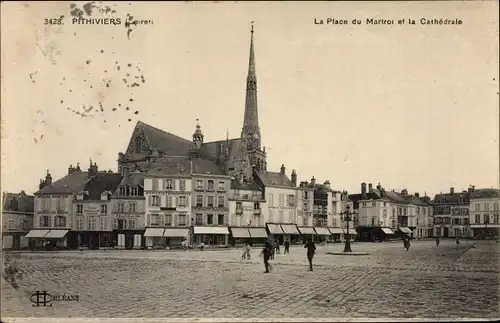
[1,240,499,320]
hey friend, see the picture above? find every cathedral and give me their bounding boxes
[118,24,273,186]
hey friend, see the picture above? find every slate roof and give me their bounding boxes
[136,121,193,156]
[35,171,91,195]
[433,191,470,204]
[119,172,145,187]
[231,179,262,191]
[470,188,500,199]
[2,191,34,213]
[82,173,123,200]
[147,157,227,176]
[256,171,295,188]
[199,138,242,170]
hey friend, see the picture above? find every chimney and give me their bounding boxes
[415,192,420,198]
[472,185,475,192]
[368,183,373,192]
[376,183,382,191]
[291,169,297,187]
[324,180,331,190]
[68,164,75,175]
[402,189,408,196]
[45,170,52,185]
[311,176,316,185]
[280,164,286,175]
[450,187,455,195]
[88,161,98,179]
[361,182,367,199]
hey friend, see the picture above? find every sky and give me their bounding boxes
[1,1,499,198]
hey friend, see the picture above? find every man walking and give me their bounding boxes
[304,239,316,272]
[261,242,273,273]
[284,240,290,254]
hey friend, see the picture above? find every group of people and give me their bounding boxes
[402,235,461,251]
[254,239,317,273]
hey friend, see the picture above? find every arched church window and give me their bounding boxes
[135,136,142,153]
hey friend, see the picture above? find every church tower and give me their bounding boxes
[241,22,267,172]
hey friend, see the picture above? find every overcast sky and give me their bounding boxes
[1,1,498,198]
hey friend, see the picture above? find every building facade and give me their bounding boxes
[433,187,470,238]
[2,191,34,250]
[469,187,500,239]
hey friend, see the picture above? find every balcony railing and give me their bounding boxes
[254,209,261,215]
[217,188,226,192]
[195,187,204,192]
[236,208,243,215]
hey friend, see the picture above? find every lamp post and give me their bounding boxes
[340,205,357,253]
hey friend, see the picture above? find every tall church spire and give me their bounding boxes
[242,21,261,150]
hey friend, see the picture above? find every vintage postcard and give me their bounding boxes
[1,1,499,322]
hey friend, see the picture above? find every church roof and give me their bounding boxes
[136,121,193,156]
[256,171,295,188]
[199,138,241,163]
[2,191,34,213]
[35,171,91,195]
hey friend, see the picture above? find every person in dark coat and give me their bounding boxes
[261,242,273,273]
[304,239,316,271]
[284,240,290,254]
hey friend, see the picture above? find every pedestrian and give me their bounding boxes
[436,236,440,247]
[403,235,410,251]
[275,240,280,255]
[241,243,251,260]
[181,239,186,251]
[304,239,316,271]
[260,242,273,273]
[284,240,290,254]
[456,237,460,248]
[200,241,205,251]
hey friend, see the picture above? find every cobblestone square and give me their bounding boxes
[1,240,499,320]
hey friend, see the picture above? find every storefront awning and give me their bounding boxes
[281,224,299,235]
[342,229,357,235]
[144,228,165,237]
[267,224,284,234]
[382,227,394,234]
[25,229,50,238]
[328,227,344,234]
[399,227,412,234]
[471,224,500,228]
[248,228,268,238]
[44,230,69,239]
[163,228,189,237]
[194,226,229,235]
[230,227,251,238]
[297,227,316,235]
[314,227,331,235]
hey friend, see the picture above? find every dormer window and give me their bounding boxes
[165,179,173,190]
[119,186,126,196]
[101,193,108,201]
[130,187,138,196]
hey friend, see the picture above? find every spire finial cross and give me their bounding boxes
[251,21,254,33]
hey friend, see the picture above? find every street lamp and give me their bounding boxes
[340,205,357,253]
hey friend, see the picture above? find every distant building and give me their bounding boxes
[469,186,500,239]
[2,191,34,250]
[433,187,470,238]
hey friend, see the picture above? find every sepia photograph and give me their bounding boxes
[1,1,499,322]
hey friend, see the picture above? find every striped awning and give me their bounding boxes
[399,227,412,234]
[248,228,268,238]
[163,228,189,237]
[25,230,50,238]
[230,227,251,238]
[193,226,229,235]
[267,224,283,234]
[44,230,69,239]
[342,229,357,235]
[144,228,165,237]
[314,227,331,235]
[382,227,394,234]
[297,227,316,235]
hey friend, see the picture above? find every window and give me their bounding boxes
[332,218,337,227]
[177,214,186,226]
[475,204,480,211]
[398,208,402,215]
[179,180,186,191]
[178,196,187,207]
[119,187,126,195]
[279,194,284,207]
[135,136,142,153]
[362,202,367,207]
[196,195,203,207]
[76,217,83,230]
[165,179,173,190]
[436,227,441,236]
[56,216,66,227]
[391,219,396,228]
[254,202,260,210]
[207,214,213,225]
[287,195,295,207]
[129,202,136,213]
[279,210,284,222]
[423,208,426,215]
[100,219,108,231]
[100,205,107,214]
[494,214,499,224]
[403,208,407,216]
[150,214,160,226]
[40,215,50,227]
[218,196,225,208]
[166,196,173,208]
[152,196,160,207]
[392,209,396,217]
[117,202,125,212]
[372,201,376,207]
[383,210,387,218]
[494,203,499,211]
[217,181,225,191]
[268,194,274,207]
[88,217,97,231]
[56,198,62,210]
[195,214,203,225]
[129,219,136,229]
[475,214,480,224]
[123,219,129,229]
[7,219,15,229]
[152,178,158,191]
[208,180,214,191]
[302,216,309,226]
[484,203,490,211]
[236,202,243,214]
[207,196,214,207]
[218,214,225,225]
[484,214,490,224]
[22,220,29,230]
[165,214,172,225]
[77,204,83,214]
[130,187,138,196]
[453,218,460,225]
[196,180,204,190]
[463,218,470,225]
[371,218,375,226]
[303,191,308,200]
